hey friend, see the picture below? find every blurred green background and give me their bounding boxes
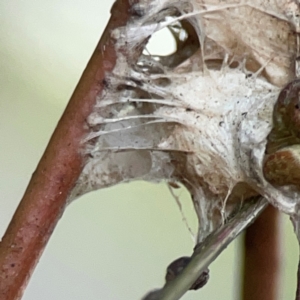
[0,1,298,299]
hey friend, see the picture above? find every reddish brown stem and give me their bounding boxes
[242,205,280,300]
[0,1,133,299]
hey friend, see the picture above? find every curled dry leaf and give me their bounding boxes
[69,0,300,245]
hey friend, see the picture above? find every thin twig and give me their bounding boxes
[241,205,280,300]
[157,197,268,300]
[0,1,134,299]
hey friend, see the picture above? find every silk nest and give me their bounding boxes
[71,0,300,242]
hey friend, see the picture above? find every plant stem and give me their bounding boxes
[241,205,280,300]
[0,1,133,299]
[158,197,268,300]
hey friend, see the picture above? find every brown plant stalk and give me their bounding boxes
[0,1,133,299]
[0,1,281,300]
[242,205,280,300]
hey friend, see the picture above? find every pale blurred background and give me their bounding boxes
[0,1,298,299]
